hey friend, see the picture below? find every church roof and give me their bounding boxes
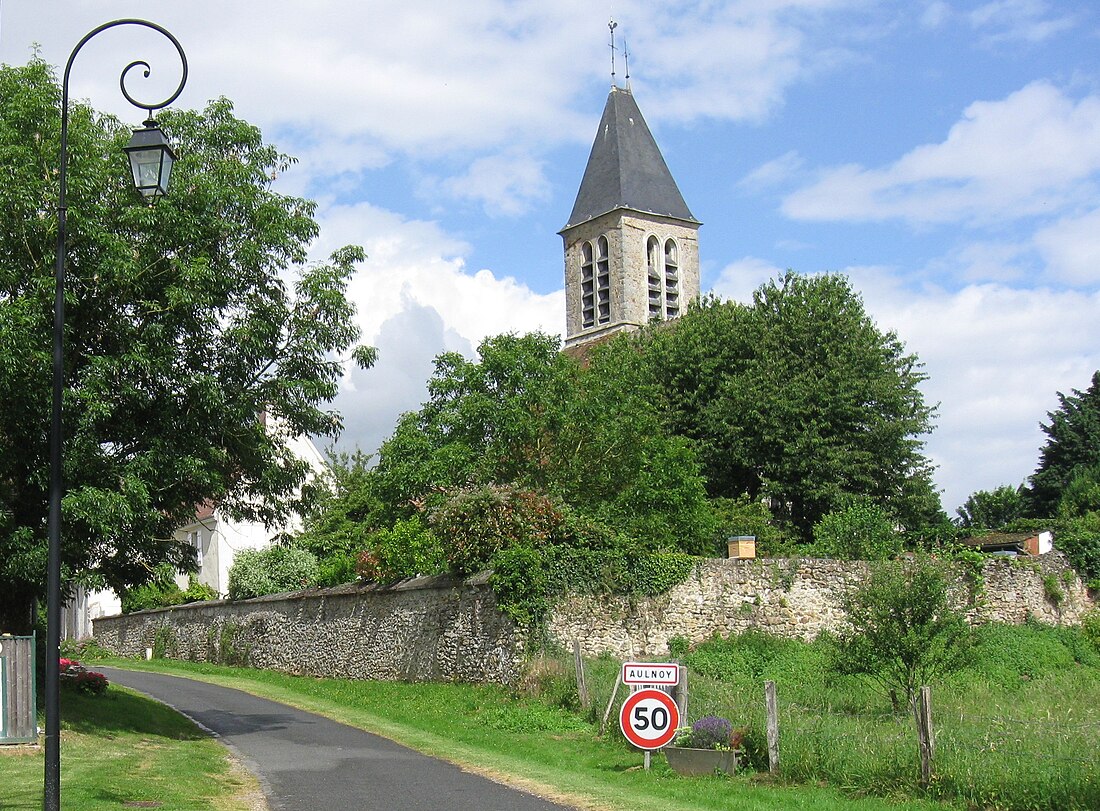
[563,86,698,230]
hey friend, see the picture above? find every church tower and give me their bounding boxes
[561,82,700,350]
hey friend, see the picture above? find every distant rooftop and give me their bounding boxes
[563,86,697,230]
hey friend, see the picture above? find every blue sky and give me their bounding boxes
[6,1,1100,515]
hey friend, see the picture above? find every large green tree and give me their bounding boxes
[1028,371,1100,517]
[0,59,374,633]
[363,332,716,553]
[629,273,940,539]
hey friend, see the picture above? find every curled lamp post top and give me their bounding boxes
[63,18,189,119]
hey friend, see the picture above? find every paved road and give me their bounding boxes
[100,667,578,811]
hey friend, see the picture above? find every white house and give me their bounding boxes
[172,431,329,597]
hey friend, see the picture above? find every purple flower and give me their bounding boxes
[689,715,732,749]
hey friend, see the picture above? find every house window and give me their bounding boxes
[664,238,680,318]
[647,236,662,320]
[581,241,595,329]
[596,236,611,325]
[191,530,202,571]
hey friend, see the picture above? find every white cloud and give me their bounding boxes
[920,2,952,29]
[329,298,471,455]
[968,0,1076,44]
[739,151,805,192]
[782,82,1100,228]
[1033,208,1100,287]
[310,200,562,348]
[710,256,786,302]
[435,151,551,217]
[307,199,563,451]
[846,269,1100,512]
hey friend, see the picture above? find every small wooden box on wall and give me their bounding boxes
[727,536,756,559]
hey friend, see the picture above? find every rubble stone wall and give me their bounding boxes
[94,553,1093,682]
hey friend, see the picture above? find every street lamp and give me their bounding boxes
[48,19,187,811]
[124,118,178,201]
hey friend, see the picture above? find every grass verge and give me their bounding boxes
[0,686,264,811]
[91,656,956,811]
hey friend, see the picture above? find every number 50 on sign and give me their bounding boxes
[619,688,680,750]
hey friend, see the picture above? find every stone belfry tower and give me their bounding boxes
[561,49,700,350]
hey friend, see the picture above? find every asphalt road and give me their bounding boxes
[99,667,579,811]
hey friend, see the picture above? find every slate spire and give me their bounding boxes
[564,86,697,230]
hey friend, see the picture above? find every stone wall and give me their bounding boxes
[94,553,1094,683]
[94,573,525,684]
[549,552,1094,660]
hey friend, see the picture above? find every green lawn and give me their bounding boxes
[0,686,263,811]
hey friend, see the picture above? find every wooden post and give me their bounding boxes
[599,671,623,736]
[765,679,780,775]
[916,685,934,788]
[673,663,688,723]
[573,640,591,711]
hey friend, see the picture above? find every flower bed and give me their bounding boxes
[59,658,109,696]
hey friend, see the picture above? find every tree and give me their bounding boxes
[630,275,940,540]
[814,498,902,560]
[832,559,972,711]
[1028,371,1100,517]
[365,332,717,554]
[0,60,374,633]
[955,484,1027,529]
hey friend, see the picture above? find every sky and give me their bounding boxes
[4,1,1100,516]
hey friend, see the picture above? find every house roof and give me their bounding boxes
[959,532,1040,552]
[563,86,698,231]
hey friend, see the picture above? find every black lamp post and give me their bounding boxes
[47,19,187,811]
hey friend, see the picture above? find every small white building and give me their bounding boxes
[172,431,328,597]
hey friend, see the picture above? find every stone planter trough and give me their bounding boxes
[663,746,739,776]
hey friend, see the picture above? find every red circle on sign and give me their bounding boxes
[619,688,680,750]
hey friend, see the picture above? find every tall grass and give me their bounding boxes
[568,624,1100,811]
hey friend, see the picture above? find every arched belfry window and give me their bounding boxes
[647,236,662,320]
[664,238,680,318]
[581,241,595,329]
[596,235,611,325]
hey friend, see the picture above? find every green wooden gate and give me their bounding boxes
[0,634,37,744]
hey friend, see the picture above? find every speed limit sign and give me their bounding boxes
[619,687,680,750]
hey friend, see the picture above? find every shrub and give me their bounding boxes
[832,557,973,710]
[355,516,445,582]
[181,577,218,603]
[710,495,790,556]
[1055,513,1100,590]
[227,544,319,600]
[120,563,186,613]
[813,499,902,560]
[427,484,563,576]
[968,621,1095,683]
[315,552,358,587]
[1084,610,1100,652]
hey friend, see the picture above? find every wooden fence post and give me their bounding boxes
[916,685,935,787]
[765,679,780,775]
[674,664,688,724]
[599,671,622,736]
[573,640,591,711]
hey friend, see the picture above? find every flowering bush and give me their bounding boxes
[674,715,736,750]
[59,658,109,696]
